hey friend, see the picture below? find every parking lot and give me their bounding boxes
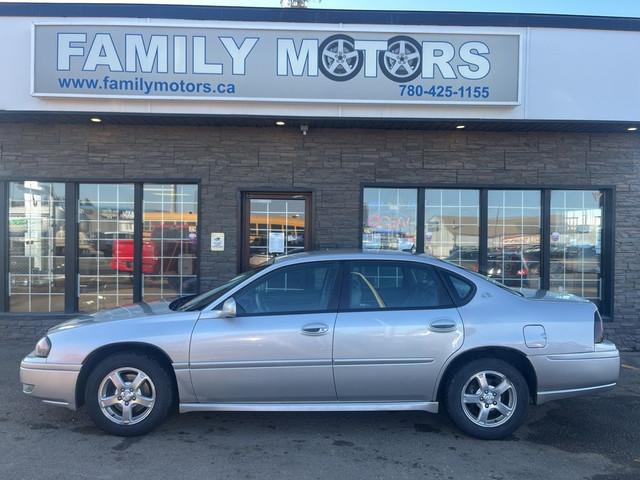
[2,339,639,480]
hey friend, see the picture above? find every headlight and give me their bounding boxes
[34,336,51,358]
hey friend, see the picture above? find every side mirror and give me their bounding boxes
[199,297,237,320]
[221,297,237,318]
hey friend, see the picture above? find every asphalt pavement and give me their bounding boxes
[1,340,639,480]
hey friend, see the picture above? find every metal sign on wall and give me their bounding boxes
[32,24,520,105]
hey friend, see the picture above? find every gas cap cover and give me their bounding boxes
[524,325,547,348]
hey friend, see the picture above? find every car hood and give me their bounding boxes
[48,299,173,333]
[517,288,591,303]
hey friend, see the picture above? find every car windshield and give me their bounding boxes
[176,268,265,312]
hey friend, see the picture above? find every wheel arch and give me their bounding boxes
[75,342,179,410]
[437,347,538,404]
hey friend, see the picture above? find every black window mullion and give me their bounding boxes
[65,182,78,313]
[133,183,143,302]
[601,189,615,319]
[416,188,425,254]
[0,181,7,313]
[540,190,551,290]
[478,189,488,275]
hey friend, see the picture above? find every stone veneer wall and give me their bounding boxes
[1,123,638,350]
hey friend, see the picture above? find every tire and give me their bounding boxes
[85,352,173,437]
[444,358,530,440]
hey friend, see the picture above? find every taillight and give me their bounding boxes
[594,310,604,343]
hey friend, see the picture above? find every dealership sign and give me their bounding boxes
[32,24,520,104]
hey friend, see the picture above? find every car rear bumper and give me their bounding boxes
[20,355,81,410]
[530,341,620,405]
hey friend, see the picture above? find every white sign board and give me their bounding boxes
[32,24,520,105]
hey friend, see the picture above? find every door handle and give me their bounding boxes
[429,319,458,332]
[301,323,329,336]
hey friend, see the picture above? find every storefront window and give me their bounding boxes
[425,189,480,269]
[8,181,65,312]
[550,190,603,306]
[4,180,199,313]
[78,184,135,311]
[248,198,306,267]
[488,190,541,289]
[362,188,417,251]
[143,184,198,301]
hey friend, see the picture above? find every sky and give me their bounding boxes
[3,0,640,18]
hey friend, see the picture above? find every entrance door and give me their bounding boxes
[241,192,311,271]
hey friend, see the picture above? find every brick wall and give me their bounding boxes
[1,123,638,350]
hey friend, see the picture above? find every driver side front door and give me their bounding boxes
[189,261,341,403]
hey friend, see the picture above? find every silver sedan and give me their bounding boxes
[20,250,620,439]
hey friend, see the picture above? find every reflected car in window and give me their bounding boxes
[20,250,619,440]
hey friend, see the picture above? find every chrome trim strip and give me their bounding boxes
[189,359,332,370]
[545,351,620,361]
[180,401,439,414]
[20,361,82,372]
[172,362,189,370]
[42,400,72,407]
[333,358,435,366]
[536,383,617,405]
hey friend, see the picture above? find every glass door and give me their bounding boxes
[241,192,311,271]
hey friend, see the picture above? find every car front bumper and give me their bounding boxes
[20,354,82,410]
[530,341,620,405]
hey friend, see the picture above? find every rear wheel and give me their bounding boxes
[445,358,530,440]
[85,352,173,436]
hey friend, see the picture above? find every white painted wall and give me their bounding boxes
[0,16,638,122]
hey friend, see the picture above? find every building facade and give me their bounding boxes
[0,4,638,349]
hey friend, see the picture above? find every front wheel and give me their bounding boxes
[444,358,530,440]
[85,352,173,436]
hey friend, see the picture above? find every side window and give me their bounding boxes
[438,269,476,305]
[234,262,339,315]
[347,261,453,310]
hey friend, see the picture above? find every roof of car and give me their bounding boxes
[271,249,433,265]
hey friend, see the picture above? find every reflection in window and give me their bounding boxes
[488,190,541,289]
[143,184,198,301]
[8,182,65,312]
[78,184,134,311]
[234,262,338,315]
[550,191,602,307]
[425,189,479,270]
[362,188,417,252]
[348,261,452,310]
[249,198,306,267]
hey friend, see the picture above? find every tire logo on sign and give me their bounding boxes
[319,34,423,83]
